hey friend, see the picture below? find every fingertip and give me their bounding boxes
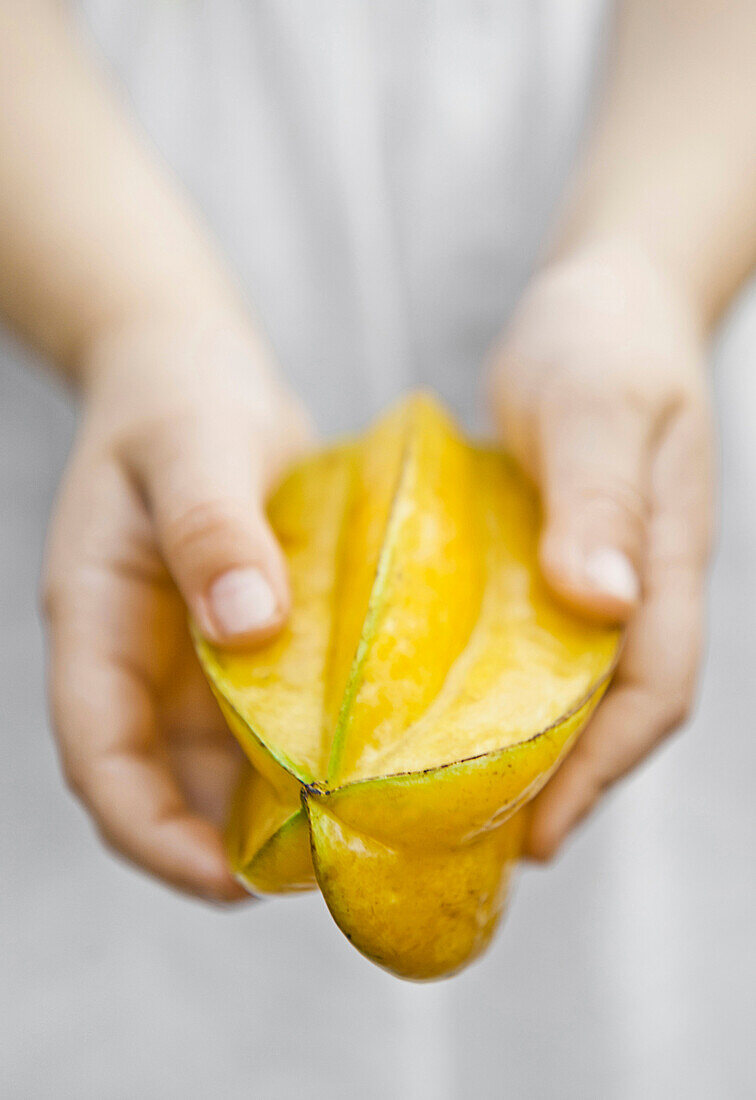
[201,564,288,647]
[172,818,249,903]
[522,813,564,864]
[524,763,603,865]
[540,533,639,623]
[203,873,252,905]
[124,810,246,903]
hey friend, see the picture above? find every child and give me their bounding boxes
[1,0,753,910]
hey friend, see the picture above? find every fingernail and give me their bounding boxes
[584,547,640,604]
[208,567,278,637]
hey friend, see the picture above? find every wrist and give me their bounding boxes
[537,235,708,352]
[547,219,719,339]
[76,308,310,452]
[73,299,249,391]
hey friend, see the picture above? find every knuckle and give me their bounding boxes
[161,498,253,564]
[93,819,122,860]
[575,480,649,528]
[117,406,199,466]
[559,481,649,563]
[664,690,694,732]
[659,651,701,734]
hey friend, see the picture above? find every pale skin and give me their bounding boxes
[1,1,754,899]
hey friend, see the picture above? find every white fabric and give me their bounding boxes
[2,3,755,1098]
[78,0,605,431]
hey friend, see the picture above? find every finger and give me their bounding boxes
[525,571,703,860]
[123,414,290,646]
[526,406,713,859]
[161,642,246,828]
[536,381,658,621]
[50,638,248,902]
[46,574,247,901]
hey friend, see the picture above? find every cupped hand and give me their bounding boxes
[43,315,311,900]
[489,245,715,860]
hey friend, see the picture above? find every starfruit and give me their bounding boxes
[193,394,620,980]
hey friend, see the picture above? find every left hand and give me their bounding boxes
[43,314,312,900]
[488,244,715,860]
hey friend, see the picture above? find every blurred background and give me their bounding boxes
[2,3,755,1097]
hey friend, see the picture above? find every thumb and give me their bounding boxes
[537,391,653,622]
[125,416,289,646]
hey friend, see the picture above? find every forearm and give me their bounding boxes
[0,1,247,381]
[553,0,756,329]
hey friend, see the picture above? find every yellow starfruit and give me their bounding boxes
[193,394,620,980]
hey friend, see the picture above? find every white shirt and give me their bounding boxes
[3,3,754,1097]
[78,0,606,431]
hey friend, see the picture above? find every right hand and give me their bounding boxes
[488,248,714,860]
[43,314,312,901]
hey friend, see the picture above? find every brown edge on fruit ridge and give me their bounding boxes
[190,423,625,797]
[192,618,624,798]
[306,633,624,797]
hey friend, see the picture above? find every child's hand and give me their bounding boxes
[489,245,715,860]
[43,316,311,900]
